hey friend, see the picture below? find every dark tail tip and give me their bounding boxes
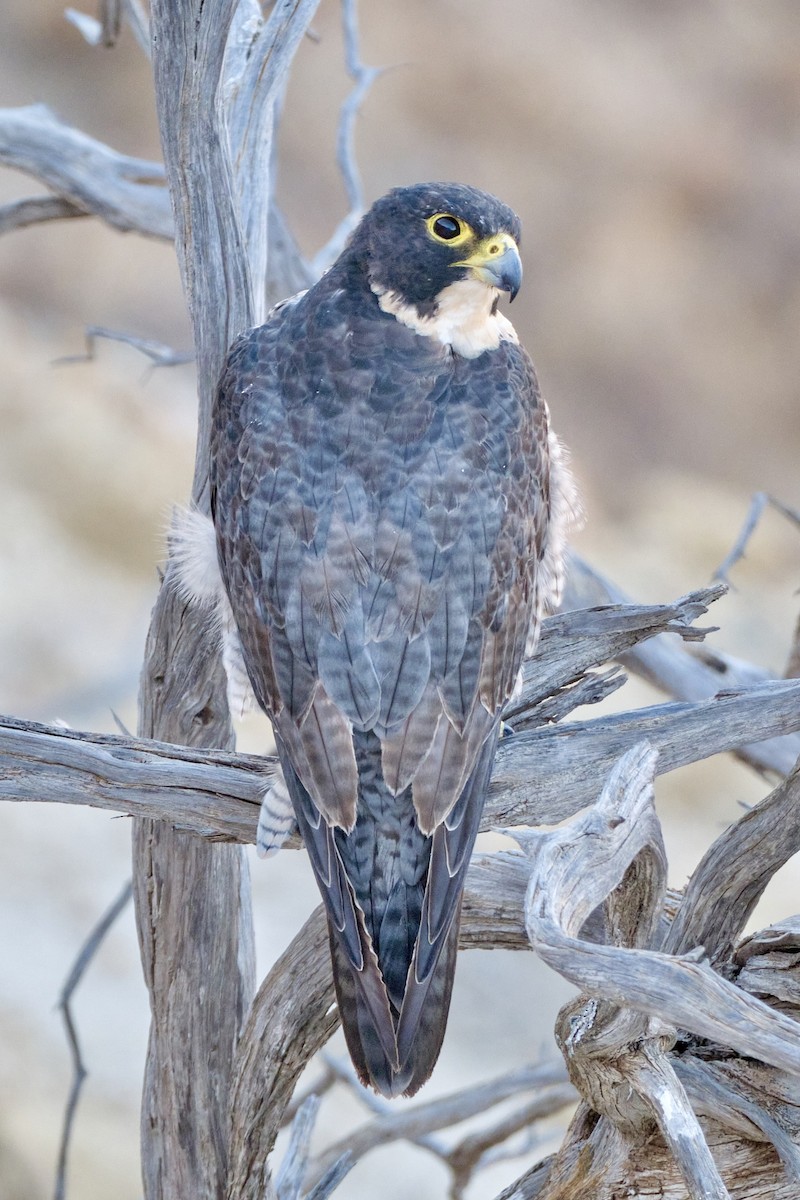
[329,910,461,1098]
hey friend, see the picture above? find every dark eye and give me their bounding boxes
[432,215,462,240]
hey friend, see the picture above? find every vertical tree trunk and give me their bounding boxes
[134,581,255,1199]
[132,1,257,1195]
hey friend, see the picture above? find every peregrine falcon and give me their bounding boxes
[190,183,575,1096]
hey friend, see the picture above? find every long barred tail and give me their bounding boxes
[329,898,462,1097]
[278,728,498,1097]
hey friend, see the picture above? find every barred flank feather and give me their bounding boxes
[256,769,297,858]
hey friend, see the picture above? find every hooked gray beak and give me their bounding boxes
[453,233,523,301]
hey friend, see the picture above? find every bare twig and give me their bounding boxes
[53,325,194,372]
[0,194,88,234]
[122,0,150,56]
[54,880,133,1200]
[65,1,146,51]
[100,0,121,46]
[310,0,382,275]
[338,0,381,211]
[714,492,800,585]
[304,1061,573,1192]
[109,709,132,737]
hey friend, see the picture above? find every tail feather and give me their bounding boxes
[331,903,462,1097]
[277,726,498,1097]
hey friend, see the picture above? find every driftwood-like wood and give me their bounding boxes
[0,104,171,236]
[134,578,255,1200]
[507,744,800,1199]
[4,590,800,840]
[3,673,800,839]
[564,554,800,776]
[135,0,256,1195]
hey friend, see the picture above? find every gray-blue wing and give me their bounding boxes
[211,287,553,1095]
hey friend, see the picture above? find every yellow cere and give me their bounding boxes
[453,231,518,270]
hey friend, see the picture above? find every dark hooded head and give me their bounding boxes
[349,182,523,318]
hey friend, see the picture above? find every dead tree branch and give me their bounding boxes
[563,553,800,775]
[0,105,171,238]
[511,744,800,1198]
[0,193,87,234]
[54,880,133,1200]
[2,671,800,837]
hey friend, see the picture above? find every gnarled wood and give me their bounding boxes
[515,744,800,1199]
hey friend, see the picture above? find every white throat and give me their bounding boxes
[373,277,519,359]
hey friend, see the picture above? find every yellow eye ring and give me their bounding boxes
[426,213,472,246]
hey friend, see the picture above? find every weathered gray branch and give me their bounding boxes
[134,579,254,1200]
[488,676,800,826]
[5,588,800,841]
[4,675,800,840]
[0,193,87,234]
[223,0,321,322]
[0,105,172,237]
[563,554,800,776]
[131,0,293,1191]
[522,746,800,1077]
[303,1061,573,1194]
[516,744,800,1198]
[511,581,725,726]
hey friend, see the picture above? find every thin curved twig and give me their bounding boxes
[54,880,133,1200]
[0,193,89,234]
[310,0,382,275]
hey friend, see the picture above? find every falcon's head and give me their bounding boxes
[349,183,523,354]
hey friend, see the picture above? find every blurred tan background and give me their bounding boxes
[1,2,799,1197]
